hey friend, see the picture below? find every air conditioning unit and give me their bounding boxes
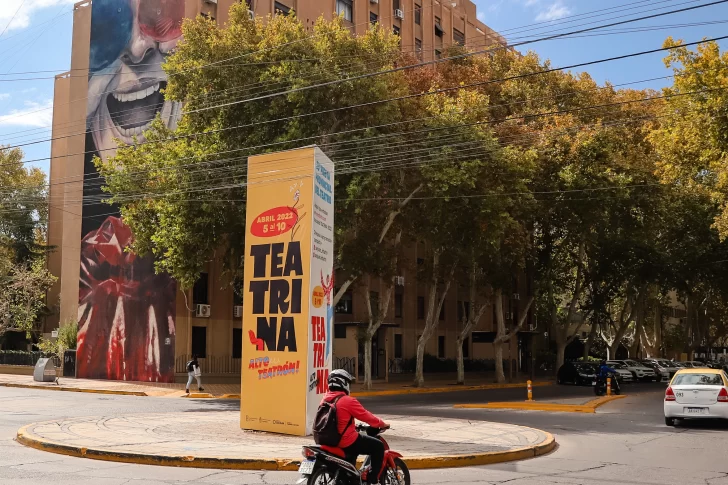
[233,305,243,318]
[394,9,404,20]
[394,276,405,286]
[248,9,255,19]
[370,0,379,3]
[512,293,520,300]
[203,0,217,3]
[506,312,513,320]
[196,304,211,318]
[528,323,537,331]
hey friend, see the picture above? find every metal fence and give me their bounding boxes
[175,354,243,374]
[0,351,59,368]
[333,356,356,375]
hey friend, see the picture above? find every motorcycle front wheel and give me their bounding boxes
[307,467,337,485]
[384,458,411,485]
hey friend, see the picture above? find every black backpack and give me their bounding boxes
[186,360,195,372]
[313,395,352,446]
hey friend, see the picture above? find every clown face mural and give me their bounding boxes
[87,0,184,160]
[77,0,185,383]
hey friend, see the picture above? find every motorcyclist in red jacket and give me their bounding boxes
[321,369,390,484]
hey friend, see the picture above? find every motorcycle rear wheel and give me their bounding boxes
[307,467,337,485]
[383,458,411,485]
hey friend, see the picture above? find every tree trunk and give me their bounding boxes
[363,333,373,390]
[583,323,597,360]
[556,341,567,373]
[414,335,427,387]
[494,341,505,383]
[456,339,465,385]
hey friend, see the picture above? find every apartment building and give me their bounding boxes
[46,0,519,384]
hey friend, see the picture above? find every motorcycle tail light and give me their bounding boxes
[302,448,316,459]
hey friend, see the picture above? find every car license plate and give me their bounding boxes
[685,407,708,415]
[298,460,315,475]
[591,381,596,386]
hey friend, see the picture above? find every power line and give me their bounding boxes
[0,0,713,143]
[8,32,727,169]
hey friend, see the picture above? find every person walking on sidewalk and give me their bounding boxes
[186,355,204,393]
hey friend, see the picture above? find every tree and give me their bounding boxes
[98,7,407,290]
[0,258,56,339]
[0,147,54,341]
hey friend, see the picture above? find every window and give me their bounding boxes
[274,1,290,15]
[369,291,380,317]
[232,328,242,359]
[192,326,207,358]
[415,38,423,59]
[439,303,445,321]
[438,336,445,358]
[463,337,469,359]
[394,334,403,359]
[434,16,443,37]
[435,49,442,59]
[395,293,403,318]
[393,0,401,9]
[453,28,465,45]
[336,0,353,22]
[334,325,347,339]
[193,273,209,305]
[415,4,422,25]
[417,296,425,320]
[335,290,353,314]
[417,257,424,266]
[392,25,401,36]
[472,331,496,343]
[233,278,243,306]
[370,12,378,25]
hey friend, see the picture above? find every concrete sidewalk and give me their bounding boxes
[16,411,556,470]
[0,373,552,398]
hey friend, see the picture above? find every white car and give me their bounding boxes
[606,362,634,383]
[664,368,728,426]
[608,360,657,382]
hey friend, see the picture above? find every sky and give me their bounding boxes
[0,0,726,176]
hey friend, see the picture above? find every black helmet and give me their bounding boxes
[600,360,607,366]
[328,369,354,395]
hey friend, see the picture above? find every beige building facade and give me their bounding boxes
[47,0,525,383]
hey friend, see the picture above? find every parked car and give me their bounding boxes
[644,359,680,378]
[606,362,634,383]
[684,361,709,368]
[557,362,598,386]
[664,368,728,426]
[641,360,671,382]
[608,360,657,382]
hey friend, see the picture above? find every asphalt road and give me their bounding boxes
[2,382,728,484]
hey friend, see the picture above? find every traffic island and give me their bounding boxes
[454,394,627,413]
[16,412,556,470]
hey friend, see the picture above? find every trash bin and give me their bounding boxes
[33,358,56,382]
[63,349,76,378]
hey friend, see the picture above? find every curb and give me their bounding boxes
[454,394,627,413]
[1,381,553,400]
[0,383,147,397]
[352,381,554,398]
[16,423,556,471]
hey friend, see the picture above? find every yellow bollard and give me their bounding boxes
[527,380,533,401]
[606,377,612,396]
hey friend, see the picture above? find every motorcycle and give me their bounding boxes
[298,424,410,485]
[593,372,621,396]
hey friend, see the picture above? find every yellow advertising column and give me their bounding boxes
[240,146,335,436]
